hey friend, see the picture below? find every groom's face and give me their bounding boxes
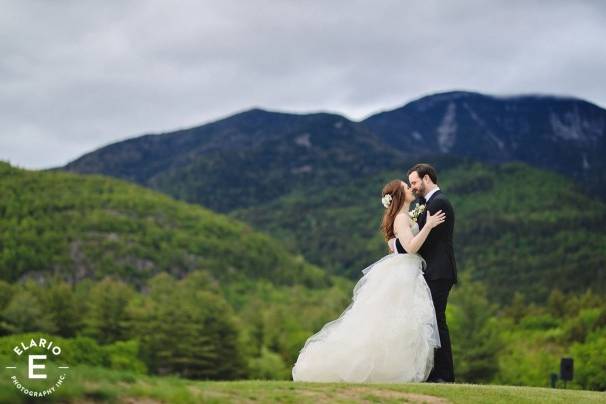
[408,172,426,197]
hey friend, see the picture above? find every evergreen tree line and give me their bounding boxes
[0,271,246,380]
[0,271,605,390]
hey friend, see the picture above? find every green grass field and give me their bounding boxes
[1,366,603,403]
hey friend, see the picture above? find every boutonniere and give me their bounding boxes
[409,204,426,222]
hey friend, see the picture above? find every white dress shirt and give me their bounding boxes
[423,186,440,203]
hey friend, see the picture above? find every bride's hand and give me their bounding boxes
[426,210,446,229]
[388,238,397,253]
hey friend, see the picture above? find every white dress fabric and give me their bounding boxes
[292,223,440,383]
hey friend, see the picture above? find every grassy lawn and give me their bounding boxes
[1,366,604,403]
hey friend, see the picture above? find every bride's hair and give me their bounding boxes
[380,179,406,241]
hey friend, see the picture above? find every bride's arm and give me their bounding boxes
[394,211,445,254]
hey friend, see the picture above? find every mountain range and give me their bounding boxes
[364,92,606,191]
[58,90,606,302]
[63,91,606,212]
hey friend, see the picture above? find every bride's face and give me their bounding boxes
[401,181,414,203]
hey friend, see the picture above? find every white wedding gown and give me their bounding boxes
[292,223,440,383]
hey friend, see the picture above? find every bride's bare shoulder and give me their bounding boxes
[394,212,408,222]
[394,213,413,231]
[395,212,414,224]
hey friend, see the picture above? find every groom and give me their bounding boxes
[391,163,457,383]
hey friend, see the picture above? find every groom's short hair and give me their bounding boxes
[407,163,438,184]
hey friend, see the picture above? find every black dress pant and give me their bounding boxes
[425,278,455,382]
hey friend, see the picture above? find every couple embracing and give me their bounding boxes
[292,163,457,383]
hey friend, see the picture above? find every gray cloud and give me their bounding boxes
[2,0,605,168]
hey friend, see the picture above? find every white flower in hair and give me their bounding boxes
[381,194,392,208]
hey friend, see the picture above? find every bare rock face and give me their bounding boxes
[363,91,606,193]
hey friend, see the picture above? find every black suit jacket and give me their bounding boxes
[397,190,458,284]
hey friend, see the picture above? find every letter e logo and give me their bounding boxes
[28,355,47,379]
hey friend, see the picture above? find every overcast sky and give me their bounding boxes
[2,0,605,169]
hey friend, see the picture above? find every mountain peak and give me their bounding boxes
[362,90,606,189]
[416,90,485,101]
[389,91,594,112]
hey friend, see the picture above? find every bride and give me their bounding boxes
[292,179,445,383]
